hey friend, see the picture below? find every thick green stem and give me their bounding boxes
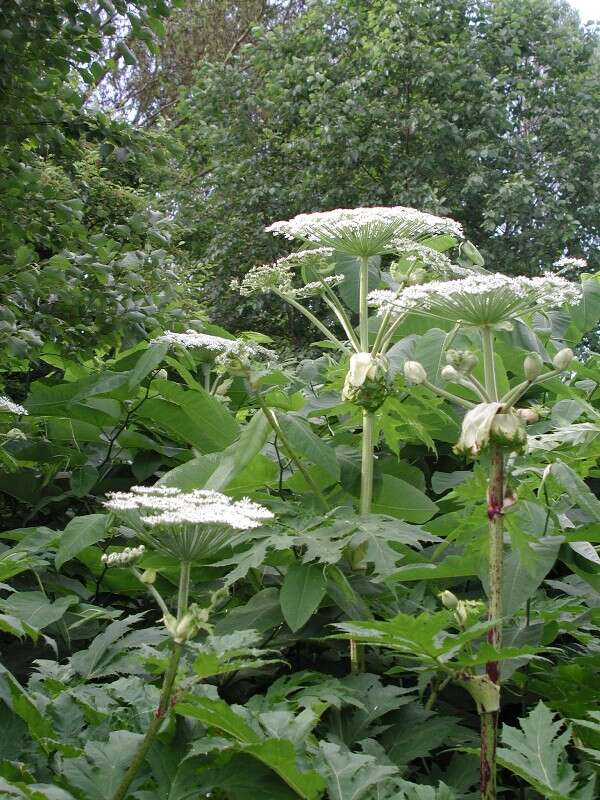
[359,410,375,518]
[481,326,498,401]
[480,710,497,800]
[480,441,505,800]
[349,257,375,675]
[258,398,329,513]
[110,562,191,800]
[359,256,370,351]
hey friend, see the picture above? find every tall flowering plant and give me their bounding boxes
[233,206,471,521]
[375,269,582,800]
[102,486,273,800]
[232,206,474,672]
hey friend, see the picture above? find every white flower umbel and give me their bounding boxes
[0,396,28,415]
[553,256,588,274]
[232,252,340,300]
[153,331,237,353]
[295,275,345,299]
[266,206,463,258]
[391,239,470,279]
[105,486,274,562]
[278,247,335,266]
[153,330,274,366]
[231,262,295,297]
[369,272,581,327]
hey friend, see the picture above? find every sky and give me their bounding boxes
[569,0,600,22]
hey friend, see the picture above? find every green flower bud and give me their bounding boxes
[515,407,539,424]
[439,590,459,609]
[406,267,427,285]
[457,674,500,713]
[446,349,478,375]
[553,348,574,371]
[441,364,461,383]
[155,368,168,380]
[403,360,427,384]
[523,352,543,381]
[140,568,157,584]
[342,352,390,410]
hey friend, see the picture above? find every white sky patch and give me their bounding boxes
[569,0,600,22]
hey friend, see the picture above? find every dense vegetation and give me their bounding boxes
[1,2,599,800]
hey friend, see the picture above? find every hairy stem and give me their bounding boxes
[349,257,374,675]
[359,256,370,352]
[110,562,191,800]
[481,441,505,800]
[481,326,498,401]
[359,410,375,518]
[480,709,497,800]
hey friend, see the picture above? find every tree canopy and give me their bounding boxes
[173,0,600,333]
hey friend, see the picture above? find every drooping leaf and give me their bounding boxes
[280,563,327,632]
[55,514,110,570]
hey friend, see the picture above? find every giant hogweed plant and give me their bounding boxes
[1,206,600,800]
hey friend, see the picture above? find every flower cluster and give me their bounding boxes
[265,206,463,257]
[231,262,295,297]
[369,272,581,326]
[295,275,345,299]
[553,256,588,274]
[391,240,469,279]
[101,545,145,568]
[213,339,276,373]
[279,247,335,265]
[153,330,274,368]
[153,331,236,352]
[0,396,28,415]
[104,486,274,562]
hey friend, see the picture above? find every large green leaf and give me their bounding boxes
[175,696,325,800]
[551,461,600,522]
[276,412,340,480]
[371,475,438,523]
[206,410,272,490]
[126,341,169,389]
[318,741,397,800]
[0,592,77,632]
[280,563,327,632]
[55,514,110,570]
[136,379,239,453]
[60,730,145,800]
[497,702,596,800]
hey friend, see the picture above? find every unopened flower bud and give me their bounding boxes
[515,407,539,424]
[140,568,157,584]
[5,428,26,441]
[490,411,527,453]
[101,544,145,568]
[523,353,543,381]
[155,368,168,380]
[441,365,461,383]
[552,348,574,371]
[455,601,469,627]
[446,350,478,375]
[403,360,427,384]
[406,267,427,286]
[439,590,459,609]
[342,352,389,405]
